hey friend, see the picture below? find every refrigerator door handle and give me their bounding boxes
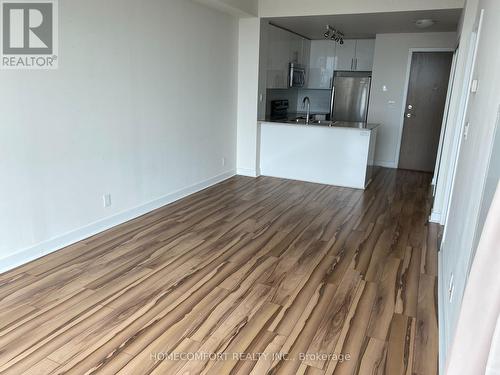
[329,86,336,121]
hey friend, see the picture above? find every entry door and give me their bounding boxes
[398,52,453,172]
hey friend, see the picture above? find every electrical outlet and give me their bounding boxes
[103,193,112,208]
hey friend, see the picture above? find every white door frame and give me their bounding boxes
[433,50,459,191]
[441,22,483,232]
[394,47,456,170]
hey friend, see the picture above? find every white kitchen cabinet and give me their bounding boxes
[335,40,357,71]
[290,34,302,64]
[267,26,291,89]
[333,39,375,72]
[266,24,310,89]
[308,40,336,89]
[354,39,375,71]
[301,39,311,67]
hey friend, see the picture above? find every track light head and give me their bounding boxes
[324,25,344,45]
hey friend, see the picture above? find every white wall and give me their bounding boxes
[0,0,238,272]
[367,32,457,168]
[258,0,465,17]
[236,18,261,177]
[439,0,500,369]
[258,21,270,123]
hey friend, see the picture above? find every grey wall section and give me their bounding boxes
[0,0,238,271]
[367,32,457,168]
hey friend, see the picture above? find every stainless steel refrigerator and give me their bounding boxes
[329,71,372,123]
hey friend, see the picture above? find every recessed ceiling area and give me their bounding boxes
[266,9,462,40]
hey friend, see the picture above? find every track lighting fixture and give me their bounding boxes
[324,25,344,45]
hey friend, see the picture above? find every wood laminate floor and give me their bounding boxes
[0,168,439,375]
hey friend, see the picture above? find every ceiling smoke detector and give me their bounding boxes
[415,19,435,29]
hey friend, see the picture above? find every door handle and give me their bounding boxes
[406,113,413,118]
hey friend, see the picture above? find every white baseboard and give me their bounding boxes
[237,168,259,177]
[429,210,442,223]
[374,160,398,169]
[0,170,236,274]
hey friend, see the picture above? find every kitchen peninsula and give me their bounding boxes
[259,121,379,189]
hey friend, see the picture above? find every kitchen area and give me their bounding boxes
[250,12,459,190]
[258,22,379,189]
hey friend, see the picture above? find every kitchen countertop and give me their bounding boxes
[259,119,380,131]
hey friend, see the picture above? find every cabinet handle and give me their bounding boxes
[351,58,354,71]
[355,58,358,70]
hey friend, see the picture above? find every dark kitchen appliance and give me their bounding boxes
[288,63,306,88]
[270,100,289,121]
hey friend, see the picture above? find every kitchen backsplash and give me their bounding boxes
[266,88,331,116]
[295,89,331,114]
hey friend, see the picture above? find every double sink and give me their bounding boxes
[287,117,336,127]
[284,117,371,129]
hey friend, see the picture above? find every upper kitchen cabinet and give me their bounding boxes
[335,39,375,72]
[308,40,336,89]
[335,40,357,71]
[267,24,310,89]
[267,25,290,89]
[354,39,375,71]
[290,34,310,66]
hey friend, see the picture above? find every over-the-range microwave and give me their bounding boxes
[288,63,306,88]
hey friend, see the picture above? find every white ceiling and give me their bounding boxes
[266,9,462,39]
[194,0,258,18]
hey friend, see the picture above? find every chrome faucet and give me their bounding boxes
[302,96,311,124]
